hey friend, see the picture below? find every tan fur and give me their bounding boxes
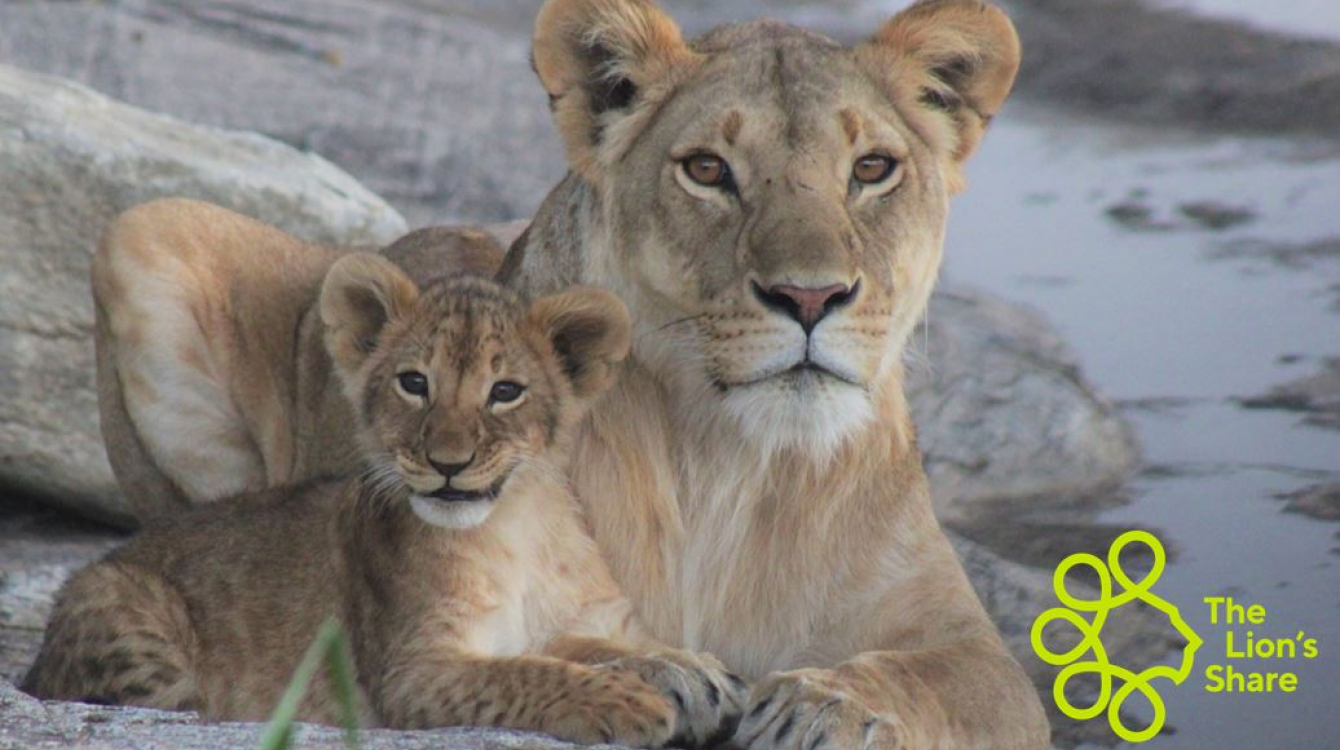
[85,1,1047,748]
[32,267,746,745]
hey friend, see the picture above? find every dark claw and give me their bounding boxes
[806,731,828,750]
[747,699,771,720]
[706,711,743,747]
[672,690,688,711]
[726,673,748,690]
[774,713,796,742]
[707,678,721,707]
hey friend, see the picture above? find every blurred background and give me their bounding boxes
[0,1,1337,748]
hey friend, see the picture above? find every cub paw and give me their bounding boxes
[608,650,749,747]
[543,667,676,748]
[733,669,904,750]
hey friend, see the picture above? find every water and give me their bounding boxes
[947,106,1340,748]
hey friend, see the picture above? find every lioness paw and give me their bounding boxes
[734,670,904,750]
[607,650,748,747]
[543,667,676,748]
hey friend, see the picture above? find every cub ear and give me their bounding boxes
[319,253,419,375]
[532,0,696,180]
[528,288,632,400]
[862,0,1020,171]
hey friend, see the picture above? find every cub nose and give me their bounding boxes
[429,454,475,480]
[753,281,858,333]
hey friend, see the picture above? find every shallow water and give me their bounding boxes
[947,107,1340,748]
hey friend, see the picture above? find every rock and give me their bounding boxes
[1240,357,1340,431]
[1275,483,1340,521]
[1177,201,1257,231]
[0,675,594,750]
[1002,0,1340,138]
[0,64,406,527]
[0,0,564,228]
[0,501,122,685]
[908,287,1138,520]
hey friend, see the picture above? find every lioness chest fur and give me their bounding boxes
[27,261,745,746]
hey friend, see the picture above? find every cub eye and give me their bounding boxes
[852,153,897,185]
[489,381,526,405]
[682,153,731,188]
[396,371,429,397]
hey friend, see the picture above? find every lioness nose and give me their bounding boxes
[754,281,856,333]
[429,454,475,480]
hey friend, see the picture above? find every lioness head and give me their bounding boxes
[319,253,631,528]
[532,0,1019,456]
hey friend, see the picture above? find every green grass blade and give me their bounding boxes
[325,623,362,750]
[256,618,363,750]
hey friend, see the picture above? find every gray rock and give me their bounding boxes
[0,64,406,527]
[0,0,565,228]
[1240,356,1340,431]
[0,502,122,685]
[1003,0,1340,139]
[0,675,595,750]
[1275,483,1340,521]
[909,287,1138,520]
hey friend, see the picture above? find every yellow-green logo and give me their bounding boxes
[1030,530,1204,743]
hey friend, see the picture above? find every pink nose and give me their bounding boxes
[755,282,855,332]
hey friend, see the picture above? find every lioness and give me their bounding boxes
[88,0,1049,747]
[29,260,745,745]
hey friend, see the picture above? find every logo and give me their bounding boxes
[1030,530,1204,743]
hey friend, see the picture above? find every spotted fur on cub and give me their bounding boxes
[26,258,744,746]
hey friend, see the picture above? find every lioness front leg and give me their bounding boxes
[374,652,675,747]
[734,638,1049,750]
[547,635,749,747]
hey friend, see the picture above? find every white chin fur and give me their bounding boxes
[410,496,495,529]
[719,375,873,460]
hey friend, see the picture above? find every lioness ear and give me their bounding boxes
[862,0,1020,176]
[528,288,632,400]
[532,0,696,180]
[320,253,419,375]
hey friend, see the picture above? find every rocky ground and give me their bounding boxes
[1,0,1336,748]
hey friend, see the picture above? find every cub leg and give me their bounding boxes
[23,562,199,710]
[373,652,676,747]
[547,634,749,747]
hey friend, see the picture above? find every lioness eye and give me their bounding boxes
[853,154,897,185]
[489,381,526,404]
[397,371,429,397]
[683,153,730,188]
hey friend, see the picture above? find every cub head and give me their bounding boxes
[532,0,1019,457]
[319,253,632,529]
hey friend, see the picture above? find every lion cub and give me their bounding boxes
[25,254,743,746]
